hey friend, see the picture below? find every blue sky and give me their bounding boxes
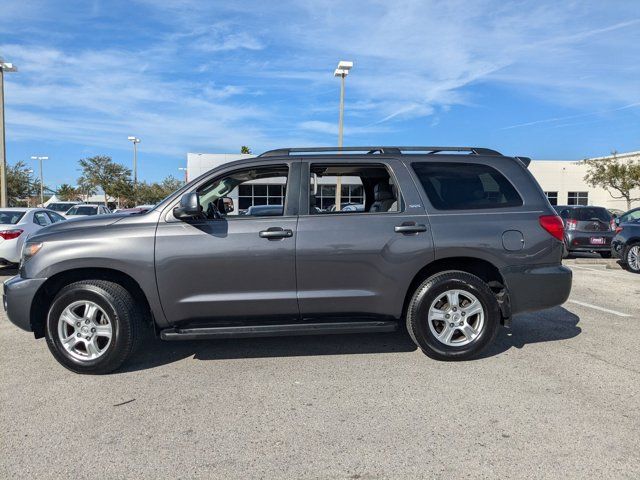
[1,0,639,187]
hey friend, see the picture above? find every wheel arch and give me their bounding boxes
[402,256,511,324]
[30,267,153,338]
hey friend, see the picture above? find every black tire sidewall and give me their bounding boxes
[408,273,500,360]
[45,283,128,373]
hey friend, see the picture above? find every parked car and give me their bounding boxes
[243,205,284,216]
[611,218,640,273]
[326,202,366,212]
[64,204,111,218]
[3,146,572,374]
[554,205,615,258]
[0,208,65,265]
[615,207,640,225]
[46,201,82,213]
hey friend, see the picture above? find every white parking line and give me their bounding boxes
[569,265,633,279]
[567,300,632,317]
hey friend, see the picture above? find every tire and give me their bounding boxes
[406,271,500,361]
[599,251,612,259]
[623,243,640,274]
[44,280,143,374]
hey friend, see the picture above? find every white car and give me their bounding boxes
[64,204,111,218]
[0,208,66,265]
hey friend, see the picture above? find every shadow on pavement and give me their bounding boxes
[121,306,580,372]
[478,306,581,359]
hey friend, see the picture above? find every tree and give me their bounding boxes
[583,152,640,210]
[77,155,132,206]
[57,184,79,201]
[136,175,184,205]
[240,146,252,154]
[6,161,38,206]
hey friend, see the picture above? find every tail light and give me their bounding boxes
[539,215,564,241]
[615,226,623,234]
[0,229,23,240]
[565,219,577,231]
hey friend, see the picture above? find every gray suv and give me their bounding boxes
[3,146,572,374]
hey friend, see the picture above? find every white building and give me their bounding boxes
[530,150,640,210]
[187,150,640,213]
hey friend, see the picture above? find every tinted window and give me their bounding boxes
[48,203,76,212]
[0,211,26,224]
[567,207,611,222]
[67,206,98,215]
[412,162,522,210]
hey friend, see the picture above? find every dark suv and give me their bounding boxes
[554,205,615,258]
[3,146,572,374]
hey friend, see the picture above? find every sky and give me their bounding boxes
[1,0,639,188]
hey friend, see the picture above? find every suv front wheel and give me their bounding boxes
[406,271,500,360]
[45,280,143,374]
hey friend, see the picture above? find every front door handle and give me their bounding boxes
[259,227,293,239]
[394,223,427,234]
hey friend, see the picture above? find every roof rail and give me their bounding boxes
[258,146,503,157]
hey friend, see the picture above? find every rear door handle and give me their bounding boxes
[259,227,293,239]
[394,223,427,234]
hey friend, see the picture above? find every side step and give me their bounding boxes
[160,321,398,341]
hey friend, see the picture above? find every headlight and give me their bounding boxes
[22,242,43,263]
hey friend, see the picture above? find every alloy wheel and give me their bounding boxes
[628,245,640,272]
[57,300,112,361]
[427,289,485,347]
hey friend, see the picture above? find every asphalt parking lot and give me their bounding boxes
[1,259,639,479]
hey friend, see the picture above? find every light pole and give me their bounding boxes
[31,156,49,206]
[1,57,18,208]
[127,136,140,203]
[178,167,188,183]
[333,60,353,210]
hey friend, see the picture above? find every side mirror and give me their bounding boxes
[173,192,202,219]
[222,197,234,213]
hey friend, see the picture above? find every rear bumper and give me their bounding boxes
[565,232,614,252]
[502,264,572,315]
[3,276,47,332]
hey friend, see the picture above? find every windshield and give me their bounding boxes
[0,211,25,224]
[620,209,640,223]
[66,206,97,216]
[48,203,76,212]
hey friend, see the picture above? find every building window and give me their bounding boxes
[237,183,286,211]
[567,191,588,206]
[544,191,558,206]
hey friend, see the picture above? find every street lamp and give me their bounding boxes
[30,156,49,206]
[333,60,353,210]
[1,57,18,208]
[178,167,188,183]
[127,136,140,203]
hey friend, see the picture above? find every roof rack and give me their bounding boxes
[258,146,503,157]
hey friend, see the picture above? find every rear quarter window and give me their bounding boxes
[411,162,523,210]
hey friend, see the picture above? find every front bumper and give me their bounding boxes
[3,276,47,332]
[502,264,572,315]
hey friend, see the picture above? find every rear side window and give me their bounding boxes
[412,162,523,210]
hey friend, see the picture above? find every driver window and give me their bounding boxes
[197,165,288,219]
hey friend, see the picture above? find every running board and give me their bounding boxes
[160,321,397,341]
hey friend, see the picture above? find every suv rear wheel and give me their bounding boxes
[406,271,500,360]
[44,280,143,374]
